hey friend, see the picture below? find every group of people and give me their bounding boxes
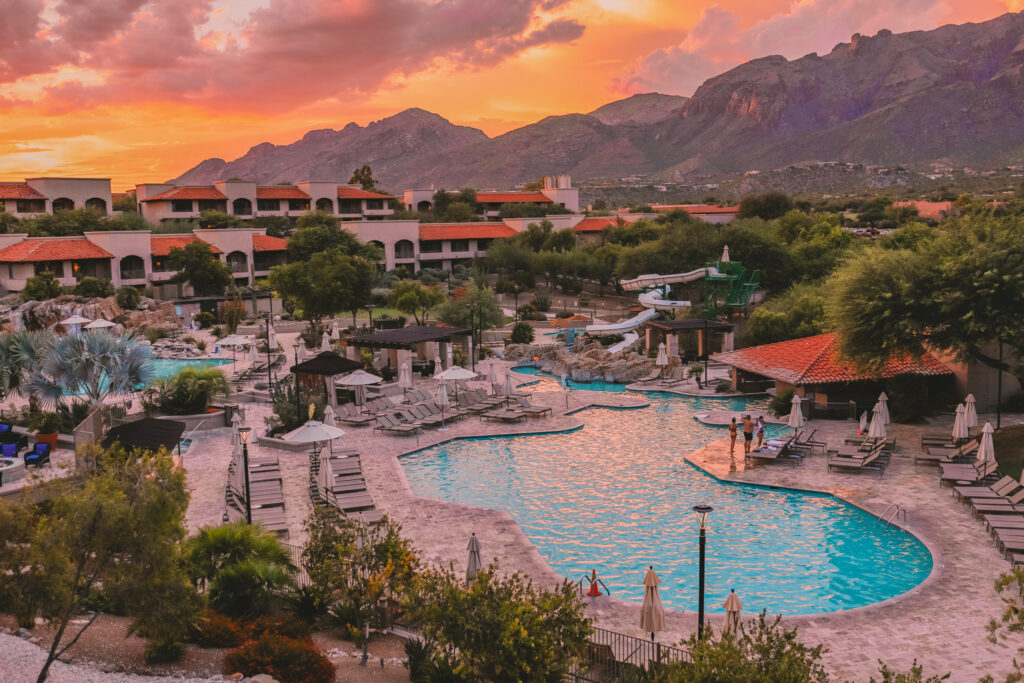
[728,414,767,454]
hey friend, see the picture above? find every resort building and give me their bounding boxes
[0,177,115,217]
[402,175,580,215]
[648,204,740,224]
[891,200,958,222]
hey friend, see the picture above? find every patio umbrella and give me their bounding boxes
[59,314,91,326]
[249,344,259,363]
[787,394,805,429]
[952,404,969,443]
[297,338,308,362]
[323,405,338,428]
[978,422,995,464]
[437,366,477,382]
[721,244,730,263]
[466,532,483,585]
[867,404,886,440]
[433,356,443,377]
[965,394,978,429]
[219,334,251,348]
[655,342,668,367]
[487,361,498,394]
[337,369,382,410]
[329,321,340,340]
[266,324,279,351]
[877,392,890,425]
[398,362,414,391]
[858,410,868,435]
[283,419,345,444]
[320,331,331,353]
[437,381,450,426]
[504,370,514,398]
[640,566,666,641]
[84,319,116,329]
[723,589,743,634]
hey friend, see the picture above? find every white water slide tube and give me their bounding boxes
[585,267,724,335]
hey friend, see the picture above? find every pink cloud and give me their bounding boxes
[5,0,585,113]
[614,0,952,96]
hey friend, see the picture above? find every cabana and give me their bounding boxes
[289,351,363,406]
[640,319,734,363]
[345,325,472,374]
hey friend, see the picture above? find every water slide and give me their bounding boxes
[585,267,722,334]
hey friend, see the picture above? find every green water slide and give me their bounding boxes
[701,260,759,317]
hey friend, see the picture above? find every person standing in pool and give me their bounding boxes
[741,414,754,453]
[756,416,767,449]
[729,417,738,454]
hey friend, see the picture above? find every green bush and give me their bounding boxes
[769,390,795,417]
[194,311,216,329]
[224,634,335,683]
[22,271,62,301]
[72,276,115,298]
[596,334,624,347]
[510,322,535,344]
[144,638,186,664]
[532,294,551,312]
[116,286,142,310]
[143,367,230,416]
[554,310,573,319]
[27,411,63,434]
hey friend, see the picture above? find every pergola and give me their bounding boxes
[641,319,734,361]
[289,351,363,406]
[344,325,473,372]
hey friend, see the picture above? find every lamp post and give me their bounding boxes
[367,303,375,332]
[263,319,273,392]
[239,427,253,524]
[468,303,479,372]
[693,504,713,639]
[513,284,520,323]
[293,343,301,423]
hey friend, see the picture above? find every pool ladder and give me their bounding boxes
[880,503,908,526]
[575,573,611,596]
[415,427,443,449]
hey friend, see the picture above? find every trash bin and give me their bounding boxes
[223,403,240,427]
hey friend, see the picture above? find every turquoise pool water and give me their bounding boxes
[149,358,233,380]
[400,378,932,615]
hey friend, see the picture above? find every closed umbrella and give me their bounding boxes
[436,380,450,426]
[398,362,414,391]
[723,589,743,634]
[504,370,515,398]
[466,532,483,585]
[655,342,668,367]
[433,356,443,377]
[858,410,868,435]
[965,394,978,430]
[297,338,308,362]
[323,405,338,428]
[978,422,995,464]
[867,404,886,440]
[231,411,244,445]
[952,404,969,443]
[787,394,805,429]
[320,331,331,353]
[329,321,340,340]
[487,361,498,394]
[249,344,259,363]
[877,392,890,425]
[266,324,279,351]
[721,245,730,263]
[640,566,666,642]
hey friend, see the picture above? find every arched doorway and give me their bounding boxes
[85,197,107,215]
[119,255,145,281]
[416,200,432,212]
[232,198,252,216]
[52,198,74,212]
[395,239,414,259]
[226,251,248,274]
[315,197,335,212]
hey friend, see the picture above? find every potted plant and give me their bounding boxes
[28,411,63,449]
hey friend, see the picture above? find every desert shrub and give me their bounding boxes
[194,311,216,329]
[245,613,312,643]
[144,639,186,664]
[116,285,142,310]
[595,334,624,347]
[73,276,115,298]
[21,271,62,301]
[143,367,229,415]
[224,634,335,683]
[282,585,329,623]
[532,294,551,312]
[554,310,573,319]
[510,322,535,344]
[218,299,246,334]
[192,611,244,648]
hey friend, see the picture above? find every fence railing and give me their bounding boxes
[809,400,858,421]
[280,542,310,588]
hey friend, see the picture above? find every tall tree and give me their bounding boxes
[167,240,232,296]
[348,164,379,192]
[286,212,379,262]
[270,250,374,328]
[388,281,446,325]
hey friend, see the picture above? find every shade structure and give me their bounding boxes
[101,417,185,454]
[433,356,443,377]
[320,331,331,353]
[877,392,890,425]
[283,419,345,444]
[398,362,414,390]
[219,334,252,348]
[867,404,886,440]
[297,338,308,362]
[84,319,116,329]
[437,366,477,382]
[329,321,340,340]
[721,244,730,263]
[323,405,338,428]
[640,566,666,637]
[965,393,978,429]
[787,394,805,428]
[977,422,995,464]
[466,532,483,585]
[859,410,869,435]
[267,324,279,351]
[952,404,969,442]
[655,342,668,367]
[59,314,91,326]
[723,590,743,633]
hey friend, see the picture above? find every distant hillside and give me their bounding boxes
[172,12,1024,190]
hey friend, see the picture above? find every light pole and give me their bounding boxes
[262,319,273,392]
[292,343,301,423]
[693,504,713,639]
[367,303,375,332]
[468,303,478,372]
[239,427,253,524]
[513,284,520,323]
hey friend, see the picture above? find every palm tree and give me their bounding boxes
[22,330,154,409]
[0,330,50,411]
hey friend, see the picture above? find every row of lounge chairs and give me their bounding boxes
[744,429,826,468]
[636,366,689,387]
[915,437,980,467]
[313,451,383,524]
[951,475,1024,565]
[244,455,288,536]
[827,442,891,477]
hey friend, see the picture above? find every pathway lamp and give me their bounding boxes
[693,504,713,639]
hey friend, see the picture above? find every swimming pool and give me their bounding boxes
[149,357,233,380]
[400,385,932,615]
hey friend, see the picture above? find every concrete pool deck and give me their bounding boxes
[175,354,1024,681]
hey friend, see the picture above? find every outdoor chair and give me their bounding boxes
[970,488,1024,515]
[939,458,999,485]
[660,367,687,387]
[745,438,802,468]
[374,414,417,436]
[954,476,1019,503]
[916,440,979,466]
[514,396,552,417]
[23,443,50,468]
[1,442,21,460]
[635,368,666,384]
[826,449,885,477]
[482,408,527,423]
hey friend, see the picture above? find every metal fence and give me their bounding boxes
[808,400,858,421]
[280,542,310,588]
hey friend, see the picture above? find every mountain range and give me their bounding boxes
[172,11,1024,191]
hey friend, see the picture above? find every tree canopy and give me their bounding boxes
[167,240,232,296]
[348,164,379,192]
[388,280,446,325]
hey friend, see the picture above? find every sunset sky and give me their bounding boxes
[1,0,1018,189]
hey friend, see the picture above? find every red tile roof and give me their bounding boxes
[150,236,222,256]
[572,216,625,232]
[651,204,739,214]
[0,182,46,200]
[256,186,309,199]
[337,187,392,200]
[142,186,227,202]
[418,223,517,241]
[476,192,552,204]
[892,200,956,221]
[0,238,112,263]
[252,234,288,252]
[711,333,952,385]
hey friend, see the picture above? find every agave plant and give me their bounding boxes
[22,330,154,409]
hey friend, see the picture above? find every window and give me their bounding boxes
[395,240,415,259]
[120,255,145,280]
[34,261,64,277]
[450,239,470,253]
[15,199,45,213]
[257,198,280,212]
[152,257,168,272]
[85,197,107,216]
[476,238,493,251]
[197,199,226,212]
[365,199,384,211]
[7,264,13,279]
[419,240,442,254]
[171,199,193,213]
[339,199,361,213]
[315,197,334,212]
[226,251,248,273]
[288,198,310,211]
[232,198,253,215]
[52,198,74,212]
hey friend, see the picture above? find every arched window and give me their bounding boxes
[315,197,334,212]
[52,197,74,212]
[416,200,432,212]
[368,240,385,261]
[232,198,252,216]
[394,239,414,259]
[119,255,145,280]
[226,251,248,273]
[85,197,107,215]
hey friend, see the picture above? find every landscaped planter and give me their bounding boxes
[34,431,59,450]
[153,409,225,432]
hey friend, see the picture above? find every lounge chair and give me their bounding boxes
[373,414,417,436]
[635,368,667,384]
[916,440,979,466]
[954,476,1019,502]
[513,396,552,417]
[970,488,1024,515]
[660,367,686,387]
[939,458,999,485]
[745,438,802,468]
[827,449,885,477]
[793,429,826,456]
[23,442,50,468]
[482,408,527,423]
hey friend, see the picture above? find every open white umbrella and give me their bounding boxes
[320,331,331,353]
[329,321,340,340]
[466,532,483,585]
[84,319,116,330]
[266,324,279,351]
[655,342,668,367]
[337,369,382,410]
[640,566,666,642]
[858,410,868,435]
[867,404,886,440]
[952,404,969,443]
[877,392,890,425]
[437,366,477,382]
[787,394,805,429]
[721,244,730,263]
[219,334,252,348]
[723,590,743,634]
[297,338,308,362]
[978,422,995,464]
[965,394,978,429]
[323,405,338,428]
[283,419,345,444]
